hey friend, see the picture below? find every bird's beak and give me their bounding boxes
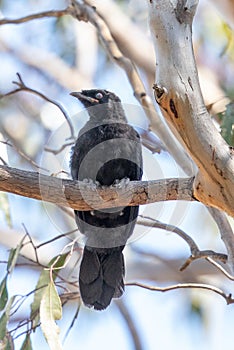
[70,91,99,104]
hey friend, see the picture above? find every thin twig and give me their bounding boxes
[36,229,77,249]
[0,140,48,172]
[208,207,234,274]
[0,9,68,25]
[21,223,40,265]
[63,303,81,343]
[0,156,8,166]
[1,73,75,140]
[206,257,234,281]
[44,141,74,155]
[126,281,234,305]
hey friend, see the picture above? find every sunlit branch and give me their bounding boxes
[0,165,195,210]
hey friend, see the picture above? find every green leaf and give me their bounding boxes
[7,236,25,274]
[40,281,62,350]
[0,313,7,341]
[0,276,8,311]
[20,334,33,350]
[0,296,15,341]
[30,253,69,326]
[0,193,12,228]
[30,268,50,323]
[220,103,234,146]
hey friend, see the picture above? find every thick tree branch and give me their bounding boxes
[0,165,195,210]
[148,0,234,217]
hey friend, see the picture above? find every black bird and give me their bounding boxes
[70,89,143,310]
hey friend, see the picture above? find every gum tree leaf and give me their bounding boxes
[0,296,15,342]
[40,281,62,350]
[20,334,33,350]
[220,103,234,146]
[30,253,69,326]
[7,236,25,274]
[0,276,8,311]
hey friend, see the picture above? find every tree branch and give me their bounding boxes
[0,165,195,210]
[148,0,234,216]
[208,207,234,273]
[126,282,234,305]
[0,9,68,25]
[115,299,143,350]
[137,216,227,271]
[1,73,75,140]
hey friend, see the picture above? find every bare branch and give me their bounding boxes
[208,207,234,273]
[0,165,195,210]
[44,141,75,155]
[206,257,234,281]
[115,299,143,350]
[1,73,75,140]
[36,229,77,249]
[0,140,48,172]
[22,224,40,265]
[137,216,227,270]
[138,130,166,154]
[0,9,68,25]
[126,282,234,305]
[0,156,8,166]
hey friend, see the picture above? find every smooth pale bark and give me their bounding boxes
[148,0,234,217]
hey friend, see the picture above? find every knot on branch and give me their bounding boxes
[68,0,96,22]
[153,84,167,101]
[175,0,198,24]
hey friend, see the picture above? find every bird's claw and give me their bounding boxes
[113,177,130,189]
[82,178,100,190]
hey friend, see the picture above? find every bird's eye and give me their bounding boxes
[95,92,103,99]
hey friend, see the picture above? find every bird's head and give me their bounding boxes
[70,89,120,107]
[70,89,126,122]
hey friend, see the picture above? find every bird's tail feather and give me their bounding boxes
[79,246,125,310]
